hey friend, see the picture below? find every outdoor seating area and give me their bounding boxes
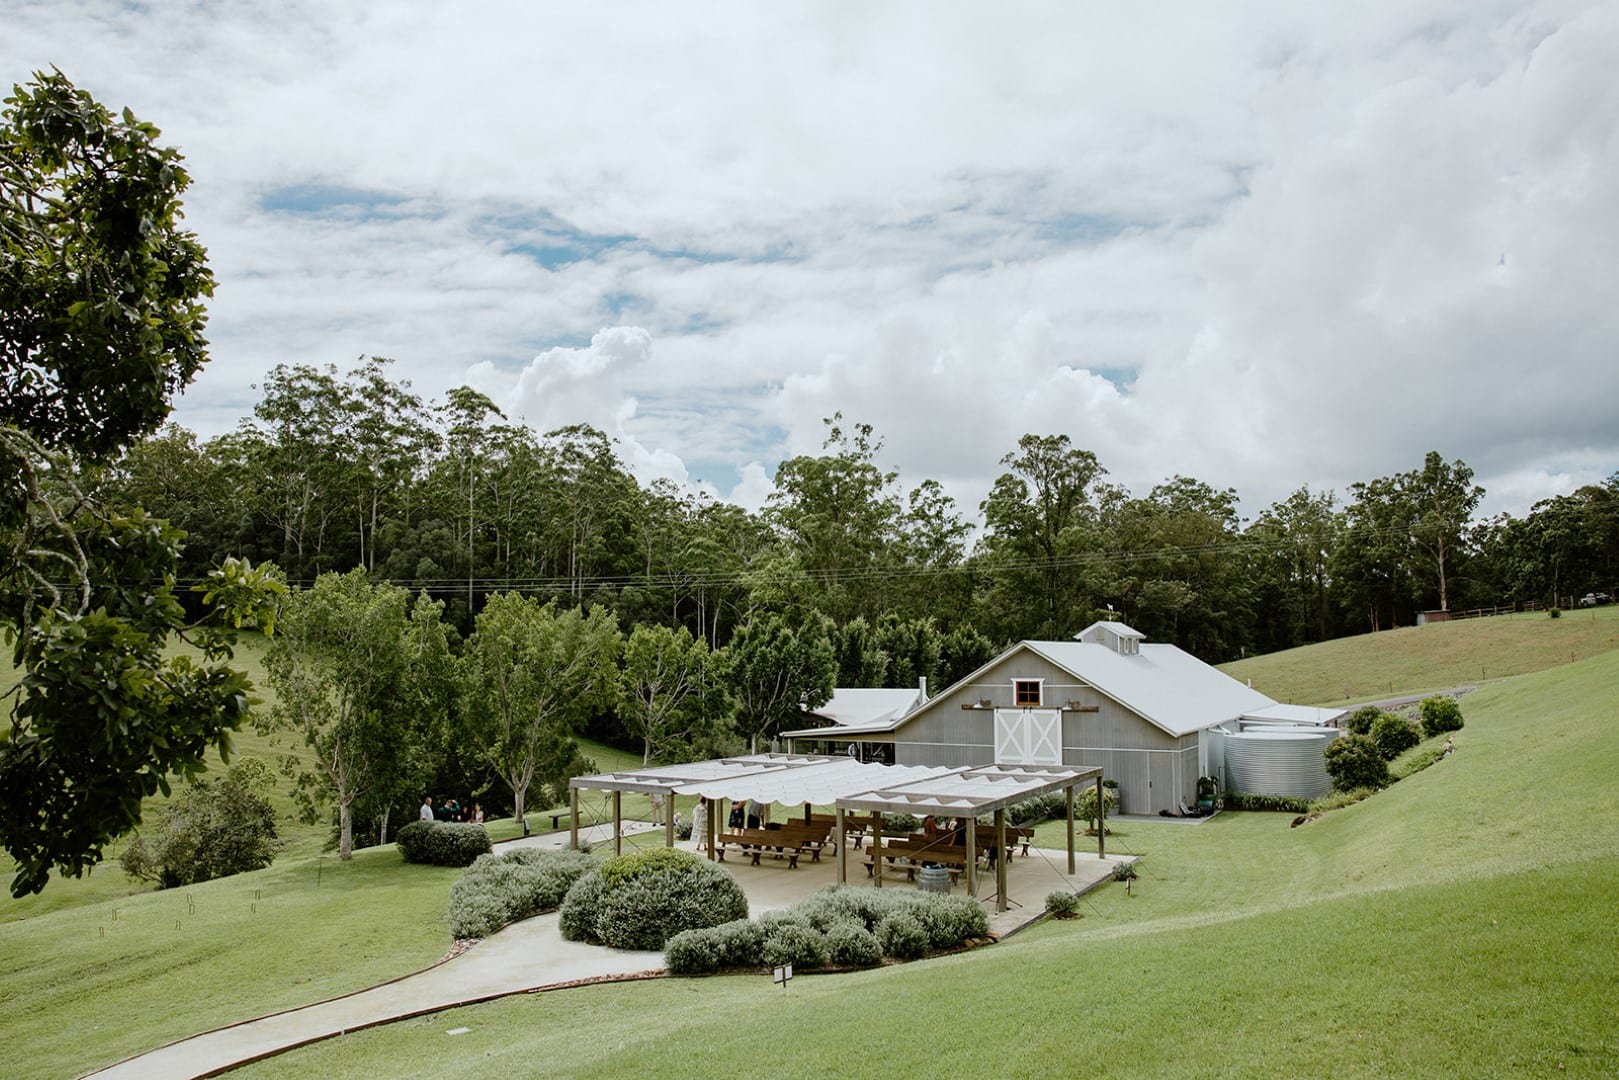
[569,753,1113,915]
[715,819,833,868]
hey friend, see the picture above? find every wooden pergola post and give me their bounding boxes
[835,806,846,884]
[701,797,712,860]
[569,786,580,851]
[664,789,675,849]
[1066,784,1076,875]
[965,815,977,896]
[994,808,1008,913]
[872,813,884,889]
[612,789,622,856]
[1095,775,1105,859]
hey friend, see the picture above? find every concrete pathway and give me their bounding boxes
[87,821,1125,1079]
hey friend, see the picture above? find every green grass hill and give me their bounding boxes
[2,622,1616,1076]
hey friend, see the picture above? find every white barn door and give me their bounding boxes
[994,709,1062,766]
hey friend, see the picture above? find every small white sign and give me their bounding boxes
[773,963,793,985]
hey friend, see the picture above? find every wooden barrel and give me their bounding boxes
[918,864,952,894]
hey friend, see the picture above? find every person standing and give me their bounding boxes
[419,796,434,822]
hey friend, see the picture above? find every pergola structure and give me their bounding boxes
[568,754,1105,913]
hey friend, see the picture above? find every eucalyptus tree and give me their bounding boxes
[1401,451,1483,613]
[720,613,836,753]
[975,434,1110,640]
[342,357,438,574]
[459,594,620,824]
[1245,486,1340,652]
[618,623,719,765]
[263,569,416,860]
[766,414,905,622]
[1,71,282,896]
[437,386,505,612]
[539,424,642,600]
[247,362,352,579]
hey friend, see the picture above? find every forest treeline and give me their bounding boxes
[92,357,1619,672]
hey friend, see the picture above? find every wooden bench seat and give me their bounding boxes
[715,821,832,869]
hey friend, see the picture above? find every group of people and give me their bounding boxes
[727,798,771,829]
[419,796,484,825]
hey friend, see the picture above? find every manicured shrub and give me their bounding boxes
[447,849,595,939]
[1419,695,1465,738]
[1045,892,1080,919]
[762,921,829,969]
[1344,705,1384,736]
[913,895,989,949]
[664,917,767,975]
[563,848,747,950]
[1112,861,1138,882]
[1370,714,1421,761]
[1324,733,1389,792]
[558,869,606,942]
[881,813,921,835]
[395,821,491,867]
[876,911,929,960]
[824,922,882,967]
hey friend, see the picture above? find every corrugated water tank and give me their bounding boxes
[1223,728,1338,799]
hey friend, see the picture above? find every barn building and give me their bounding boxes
[783,620,1343,814]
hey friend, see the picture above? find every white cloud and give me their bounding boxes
[4,0,1616,521]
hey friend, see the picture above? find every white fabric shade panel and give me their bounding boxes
[672,759,954,805]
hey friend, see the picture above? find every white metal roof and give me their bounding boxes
[811,687,924,727]
[1240,702,1348,726]
[1022,639,1277,737]
[570,755,1102,816]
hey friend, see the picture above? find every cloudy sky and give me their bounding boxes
[6,1,1617,521]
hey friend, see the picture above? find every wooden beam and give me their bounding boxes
[836,806,846,885]
[994,808,1007,914]
[569,786,580,851]
[1095,775,1105,860]
[1066,784,1076,875]
[965,814,976,896]
[664,791,675,849]
[612,789,622,856]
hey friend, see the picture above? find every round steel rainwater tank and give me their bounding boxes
[1223,729,1337,799]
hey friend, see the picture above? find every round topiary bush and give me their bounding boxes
[824,921,882,967]
[396,821,492,867]
[1324,733,1389,792]
[561,848,747,950]
[664,917,764,974]
[1419,695,1465,738]
[762,920,829,969]
[1370,714,1421,760]
[876,911,929,960]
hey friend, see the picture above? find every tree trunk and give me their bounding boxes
[338,798,354,861]
[378,804,391,846]
[512,783,527,825]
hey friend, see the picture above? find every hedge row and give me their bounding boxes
[396,821,491,867]
[1221,791,1313,813]
[447,849,596,939]
[663,885,988,975]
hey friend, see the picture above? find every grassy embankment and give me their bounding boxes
[1219,603,1619,705]
[4,620,1617,1075]
[238,643,1617,1077]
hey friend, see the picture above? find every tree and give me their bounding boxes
[618,623,717,765]
[263,570,414,860]
[1,70,213,459]
[1324,734,1389,792]
[119,757,280,888]
[1,72,280,897]
[721,613,836,753]
[459,595,619,824]
[1401,452,1483,613]
[976,434,1109,640]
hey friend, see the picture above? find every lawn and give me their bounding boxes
[234,646,1619,1078]
[1219,604,1619,705]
